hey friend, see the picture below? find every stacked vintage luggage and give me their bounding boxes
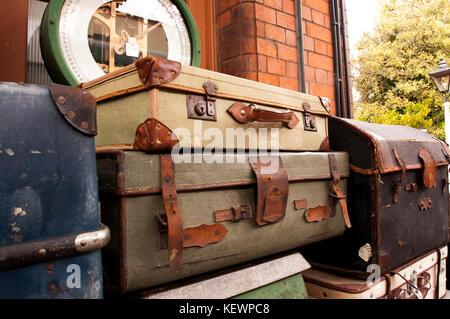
[301,117,449,299]
[82,55,353,296]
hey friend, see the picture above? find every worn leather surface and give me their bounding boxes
[49,84,97,136]
[329,116,450,172]
[160,155,184,272]
[133,118,179,152]
[135,55,181,88]
[250,156,289,225]
[227,102,299,129]
[305,117,450,277]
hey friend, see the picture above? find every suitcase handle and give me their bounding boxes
[227,102,300,129]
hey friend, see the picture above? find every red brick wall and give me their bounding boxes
[302,0,336,113]
[217,0,351,116]
[218,0,299,91]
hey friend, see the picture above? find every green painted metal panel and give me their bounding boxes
[233,274,309,299]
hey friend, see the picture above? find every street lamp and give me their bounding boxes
[429,57,450,144]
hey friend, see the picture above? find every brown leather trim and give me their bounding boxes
[133,118,179,153]
[329,154,351,228]
[94,85,148,103]
[183,224,227,248]
[149,89,158,118]
[81,63,137,89]
[392,148,406,203]
[303,270,377,294]
[214,204,252,223]
[250,156,289,226]
[392,148,406,183]
[90,80,330,116]
[350,162,448,175]
[418,147,437,189]
[293,199,308,210]
[305,205,333,223]
[384,273,393,299]
[160,155,184,272]
[319,137,330,152]
[227,102,300,129]
[165,84,330,115]
[135,55,181,88]
[48,84,97,136]
[96,145,134,152]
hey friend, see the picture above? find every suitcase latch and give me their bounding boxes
[186,81,218,121]
[302,103,317,132]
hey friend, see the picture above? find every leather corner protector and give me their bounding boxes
[135,55,181,88]
[319,137,330,152]
[134,118,179,153]
[49,84,97,136]
[319,96,332,114]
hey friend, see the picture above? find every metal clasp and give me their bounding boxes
[187,81,218,121]
[302,102,317,132]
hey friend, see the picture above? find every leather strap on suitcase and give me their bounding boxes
[329,154,352,228]
[160,154,184,272]
[250,156,289,226]
[159,155,228,272]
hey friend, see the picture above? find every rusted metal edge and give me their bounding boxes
[48,84,97,136]
[0,224,110,272]
[96,171,350,197]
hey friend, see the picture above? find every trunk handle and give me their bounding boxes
[227,102,300,129]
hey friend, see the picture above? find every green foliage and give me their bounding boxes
[353,0,449,140]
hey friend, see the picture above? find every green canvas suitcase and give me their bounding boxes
[97,151,351,293]
[135,252,311,299]
[82,55,332,152]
